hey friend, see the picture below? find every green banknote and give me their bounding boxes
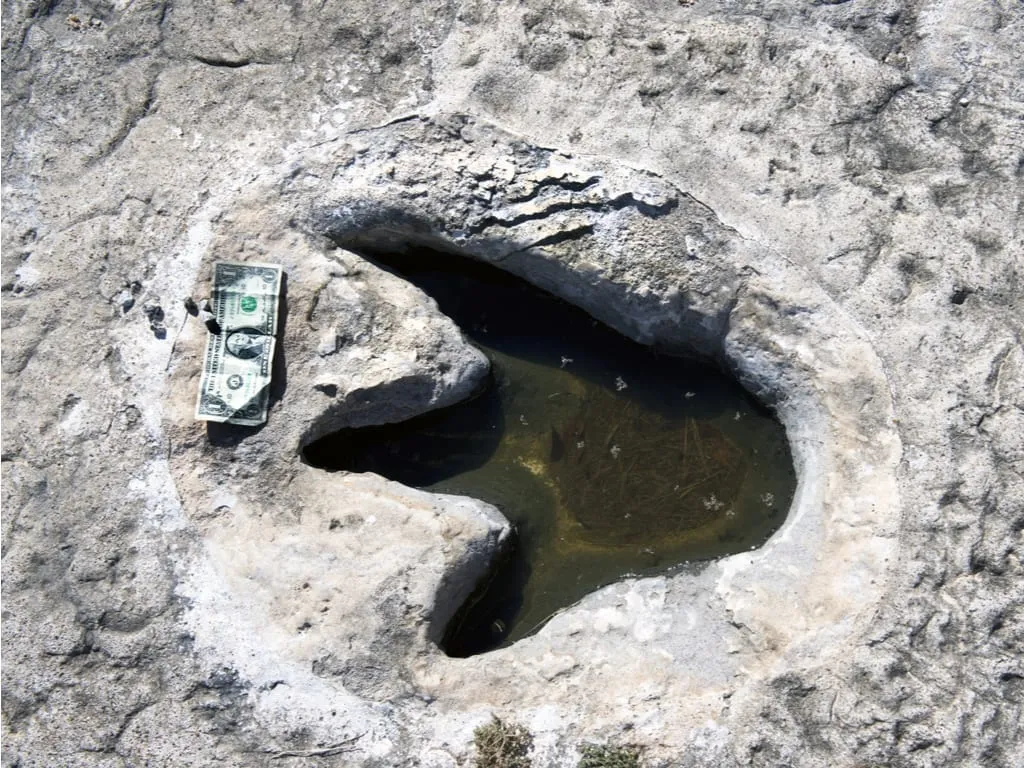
[195,261,283,426]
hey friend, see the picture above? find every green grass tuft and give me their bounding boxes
[577,743,642,768]
[473,716,533,768]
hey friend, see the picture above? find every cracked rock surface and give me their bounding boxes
[3,1,1022,767]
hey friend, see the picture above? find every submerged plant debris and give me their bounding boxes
[304,247,796,657]
[549,389,747,545]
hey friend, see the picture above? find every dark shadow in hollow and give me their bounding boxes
[303,369,505,487]
[304,246,796,657]
[441,530,532,658]
[269,271,289,408]
[353,246,739,422]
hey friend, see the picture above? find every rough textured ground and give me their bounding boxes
[2,1,1022,766]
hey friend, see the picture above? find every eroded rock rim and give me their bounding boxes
[165,113,901,759]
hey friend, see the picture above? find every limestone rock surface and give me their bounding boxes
[3,1,1022,767]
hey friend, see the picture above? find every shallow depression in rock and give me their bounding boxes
[303,248,796,657]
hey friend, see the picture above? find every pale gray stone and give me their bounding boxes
[3,1,1022,766]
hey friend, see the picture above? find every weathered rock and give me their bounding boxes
[3,0,1022,766]
[164,220,490,454]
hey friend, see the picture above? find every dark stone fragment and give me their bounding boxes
[951,286,973,305]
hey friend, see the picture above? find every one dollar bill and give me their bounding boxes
[195,261,283,426]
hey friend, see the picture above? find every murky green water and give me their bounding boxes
[304,249,795,657]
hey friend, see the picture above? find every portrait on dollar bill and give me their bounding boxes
[194,261,283,426]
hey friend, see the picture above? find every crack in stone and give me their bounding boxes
[193,54,253,69]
